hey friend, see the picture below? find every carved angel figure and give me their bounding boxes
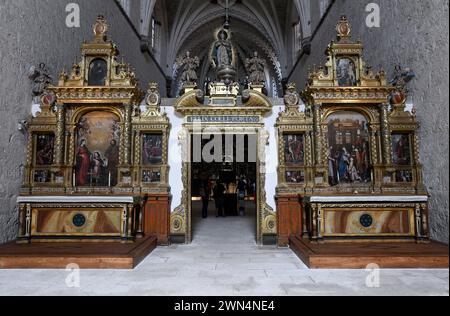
[28,63,52,103]
[176,51,200,85]
[245,51,266,84]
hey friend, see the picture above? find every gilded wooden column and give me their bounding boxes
[123,104,132,166]
[313,104,322,166]
[306,131,313,166]
[55,104,66,166]
[370,128,379,165]
[380,104,392,164]
[24,132,34,187]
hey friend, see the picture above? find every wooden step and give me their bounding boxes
[0,235,157,269]
[290,235,449,269]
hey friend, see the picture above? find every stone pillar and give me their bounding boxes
[380,104,392,165]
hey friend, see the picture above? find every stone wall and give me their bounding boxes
[289,0,449,243]
[0,0,166,243]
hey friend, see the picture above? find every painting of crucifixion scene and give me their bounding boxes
[142,134,163,165]
[75,111,121,187]
[327,111,372,186]
[284,134,305,166]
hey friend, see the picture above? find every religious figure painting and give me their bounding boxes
[396,170,413,183]
[34,170,51,183]
[286,171,305,184]
[327,111,371,186]
[35,134,54,166]
[88,58,107,86]
[284,134,305,166]
[142,170,161,184]
[337,58,357,86]
[75,111,120,187]
[392,133,412,165]
[142,134,163,165]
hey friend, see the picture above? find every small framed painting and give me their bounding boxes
[392,133,412,166]
[142,134,163,165]
[35,134,55,166]
[142,170,161,184]
[284,134,305,166]
[286,170,305,184]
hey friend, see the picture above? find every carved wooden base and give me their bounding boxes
[0,235,157,269]
[276,195,303,247]
[143,194,171,245]
[290,235,449,269]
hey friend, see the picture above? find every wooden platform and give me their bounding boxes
[0,235,157,269]
[290,235,449,269]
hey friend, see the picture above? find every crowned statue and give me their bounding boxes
[176,51,200,86]
[245,51,266,84]
[212,29,233,68]
[211,29,236,85]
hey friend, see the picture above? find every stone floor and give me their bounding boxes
[0,203,448,296]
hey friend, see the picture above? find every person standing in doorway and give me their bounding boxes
[199,180,210,219]
[237,177,247,216]
[213,181,226,218]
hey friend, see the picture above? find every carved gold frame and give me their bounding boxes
[171,86,276,244]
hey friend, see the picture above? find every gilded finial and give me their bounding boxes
[93,15,108,42]
[336,16,351,40]
[146,82,161,107]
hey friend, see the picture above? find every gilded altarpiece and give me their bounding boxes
[276,17,429,244]
[17,17,170,243]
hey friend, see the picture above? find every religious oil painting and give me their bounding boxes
[392,133,412,166]
[284,134,305,166]
[34,170,51,183]
[88,58,107,86]
[142,170,161,183]
[286,171,305,184]
[327,111,371,186]
[75,111,120,187]
[142,134,163,165]
[337,58,357,86]
[396,170,413,183]
[35,134,54,166]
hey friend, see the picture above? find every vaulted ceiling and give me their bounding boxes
[136,0,314,95]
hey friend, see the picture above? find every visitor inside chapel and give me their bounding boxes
[0,0,448,300]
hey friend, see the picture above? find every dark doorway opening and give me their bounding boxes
[190,134,258,242]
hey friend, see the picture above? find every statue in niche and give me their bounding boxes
[28,63,52,104]
[245,51,266,84]
[212,30,233,68]
[176,51,200,85]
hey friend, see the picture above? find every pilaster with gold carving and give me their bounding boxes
[55,104,66,166]
[313,104,322,166]
[123,104,132,166]
[380,104,392,165]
